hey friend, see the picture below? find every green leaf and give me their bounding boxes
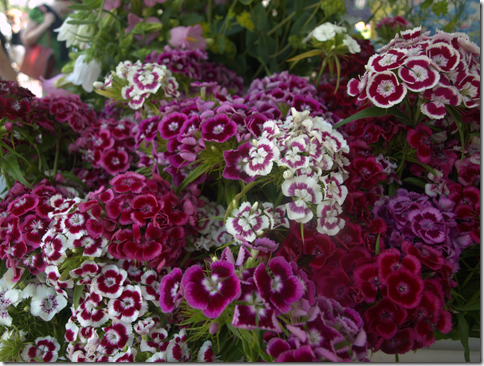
[38,134,56,153]
[67,19,98,25]
[238,0,254,4]
[420,0,433,9]
[252,2,268,31]
[1,154,32,188]
[375,233,381,255]
[431,0,448,16]
[217,35,226,53]
[446,107,466,163]
[402,177,427,188]
[176,163,211,194]
[287,49,324,62]
[333,106,409,130]
[180,13,205,26]
[73,284,85,310]
[457,312,470,362]
[453,300,480,312]
[61,171,89,190]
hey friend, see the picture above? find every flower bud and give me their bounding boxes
[283,170,293,179]
[209,323,219,334]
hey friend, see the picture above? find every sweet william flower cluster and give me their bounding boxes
[348,27,480,118]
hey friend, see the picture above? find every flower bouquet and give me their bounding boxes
[0,1,480,361]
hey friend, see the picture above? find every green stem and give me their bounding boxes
[267,11,295,36]
[395,354,399,362]
[53,139,60,178]
[207,0,213,24]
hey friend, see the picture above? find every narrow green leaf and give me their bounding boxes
[238,0,253,4]
[0,141,31,165]
[73,284,85,310]
[176,163,210,193]
[452,300,480,312]
[333,107,394,130]
[224,180,261,223]
[1,154,32,188]
[375,233,381,255]
[402,177,427,188]
[61,171,89,190]
[457,312,470,362]
[287,49,324,62]
[446,107,466,163]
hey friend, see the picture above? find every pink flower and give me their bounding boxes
[366,71,407,108]
[100,148,131,175]
[426,42,460,72]
[254,256,304,314]
[368,49,407,72]
[406,124,433,164]
[143,0,167,7]
[100,322,132,350]
[420,85,462,119]
[126,14,162,45]
[222,142,254,183]
[158,112,187,140]
[181,260,241,318]
[130,194,161,226]
[169,25,207,51]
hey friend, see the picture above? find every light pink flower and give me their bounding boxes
[169,25,207,51]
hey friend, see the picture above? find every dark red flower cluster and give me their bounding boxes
[28,94,96,133]
[77,172,203,268]
[0,81,34,120]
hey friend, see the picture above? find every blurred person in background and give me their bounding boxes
[0,39,17,81]
[7,9,25,70]
[21,0,72,77]
[0,12,12,57]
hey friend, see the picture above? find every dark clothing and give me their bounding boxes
[11,31,22,46]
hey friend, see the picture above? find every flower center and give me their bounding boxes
[271,275,283,292]
[377,80,396,96]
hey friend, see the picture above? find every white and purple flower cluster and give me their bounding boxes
[95,60,180,110]
[348,27,480,119]
[224,107,350,242]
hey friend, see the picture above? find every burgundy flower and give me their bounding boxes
[124,223,165,261]
[406,125,433,164]
[254,256,304,314]
[21,215,48,248]
[201,114,237,143]
[158,112,187,140]
[365,297,407,340]
[106,193,135,225]
[77,292,109,327]
[304,234,335,269]
[426,42,459,72]
[181,260,241,318]
[7,194,39,216]
[353,263,381,302]
[401,241,445,271]
[366,71,407,108]
[386,268,424,309]
[377,328,415,354]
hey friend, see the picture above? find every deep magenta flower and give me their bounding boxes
[130,194,161,226]
[159,268,182,313]
[100,322,132,350]
[100,148,130,175]
[181,260,240,318]
[368,49,407,72]
[108,285,145,323]
[377,328,415,354]
[200,114,237,143]
[92,264,127,299]
[406,125,433,164]
[426,42,459,72]
[110,171,146,193]
[254,256,304,314]
[158,112,187,140]
[386,268,424,309]
[397,56,439,92]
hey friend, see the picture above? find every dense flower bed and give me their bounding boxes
[0,8,480,362]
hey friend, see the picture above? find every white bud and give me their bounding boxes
[251,201,259,212]
[283,170,293,179]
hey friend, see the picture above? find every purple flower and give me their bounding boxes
[169,25,207,51]
[200,114,237,143]
[408,207,447,244]
[253,257,304,314]
[181,260,240,318]
[158,112,187,140]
